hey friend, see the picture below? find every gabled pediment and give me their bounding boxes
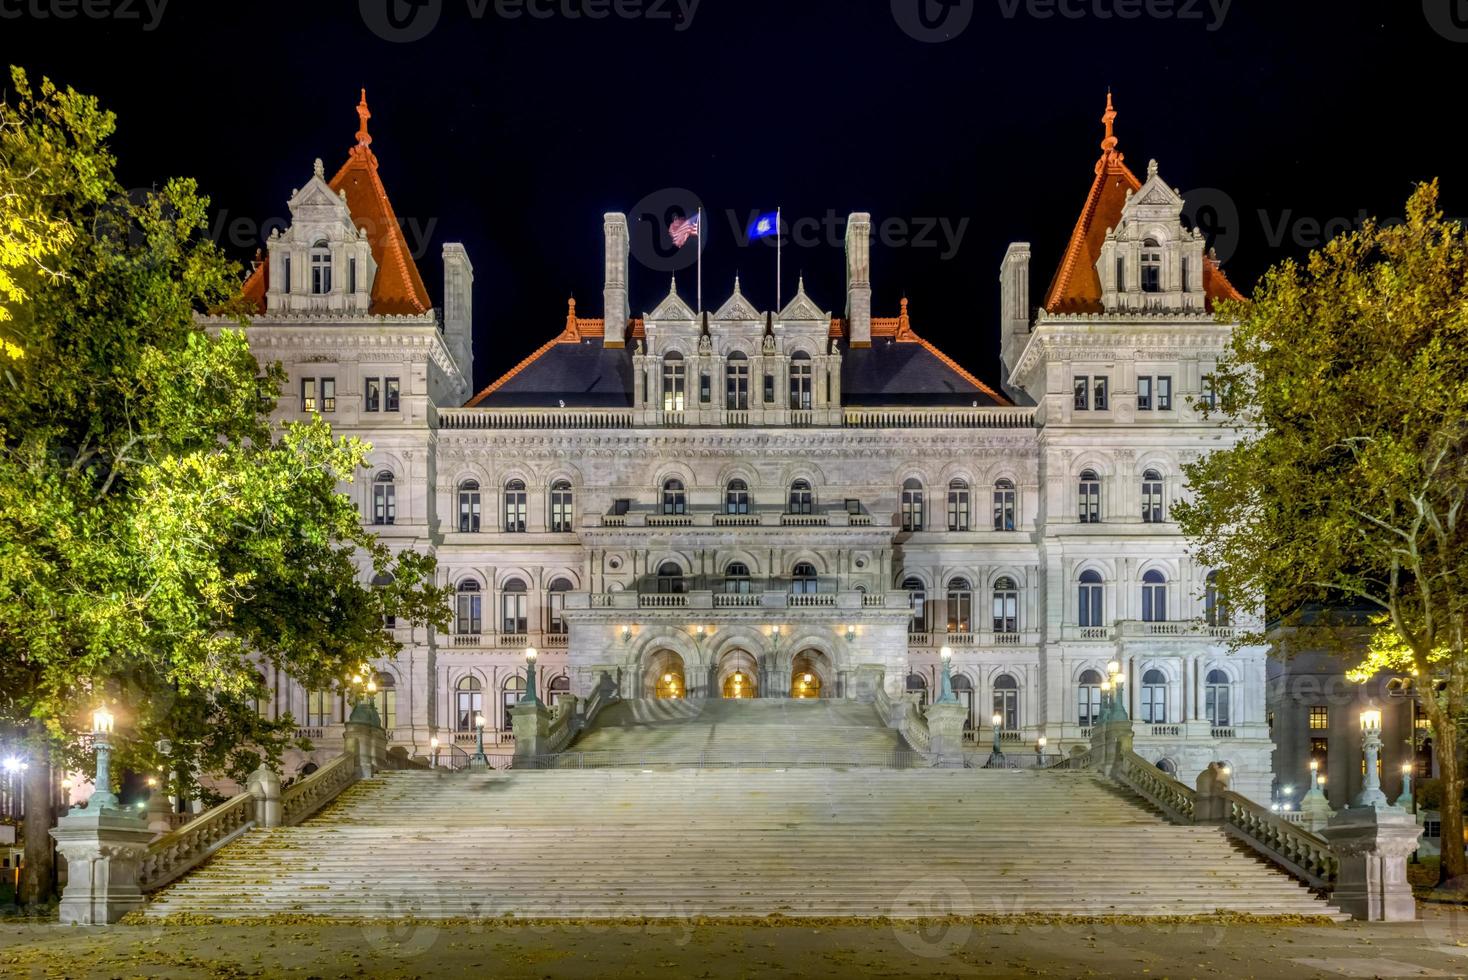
[714,277,762,321]
[647,279,696,322]
[289,163,353,217]
[778,277,828,323]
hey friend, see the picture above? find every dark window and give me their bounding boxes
[1093,377,1109,410]
[1157,376,1173,411]
[301,377,317,413]
[725,479,749,515]
[764,374,775,403]
[788,480,813,515]
[1205,570,1230,626]
[385,377,400,412]
[726,353,749,409]
[662,479,686,515]
[789,352,813,410]
[904,578,928,634]
[1142,570,1167,622]
[791,562,819,595]
[1205,669,1231,726]
[724,562,752,594]
[1141,239,1162,293]
[947,480,971,531]
[500,579,528,633]
[1078,669,1103,726]
[546,578,572,634]
[365,377,381,413]
[1142,469,1165,523]
[456,581,482,635]
[946,578,972,633]
[372,471,396,526]
[992,577,1018,634]
[1115,255,1125,292]
[901,478,924,531]
[320,377,336,413]
[656,561,685,595]
[1074,376,1090,411]
[550,481,574,533]
[992,480,1016,531]
[1078,570,1104,628]
[993,673,1019,729]
[1141,668,1167,723]
[504,480,527,533]
[310,241,332,294]
[1079,470,1101,524]
[458,481,482,533]
[1138,376,1153,411]
[699,372,711,404]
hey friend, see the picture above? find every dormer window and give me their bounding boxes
[1141,239,1162,293]
[310,241,333,295]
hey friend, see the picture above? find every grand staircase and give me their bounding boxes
[142,765,1340,920]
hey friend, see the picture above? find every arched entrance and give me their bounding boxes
[717,650,760,699]
[790,650,833,699]
[644,650,686,699]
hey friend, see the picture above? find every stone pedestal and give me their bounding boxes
[1299,788,1335,833]
[1193,762,1231,824]
[511,701,552,768]
[49,805,156,925]
[144,790,173,838]
[247,764,283,828]
[344,702,387,780]
[924,702,968,768]
[1321,805,1422,921]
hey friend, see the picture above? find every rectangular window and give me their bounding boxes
[385,377,401,412]
[1201,374,1217,411]
[1181,257,1190,292]
[1073,376,1090,411]
[373,483,396,526]
[1157,376,1173,411]
[348,257,357,294]
[1093,377,1109,411]
[365,377,381,412]
[1115,255,1125,292]
[1309,706,1329,730]
[1137,376,1152,411]
[699,372,711,404]
[301,377,317,413]
[501,593,527,634]
[320,377,336,413]
[764,374,775,404]
[283,255,291,294]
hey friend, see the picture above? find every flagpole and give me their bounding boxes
[697,206,703,314]
[776,206,782,311]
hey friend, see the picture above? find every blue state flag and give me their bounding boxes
[747,210,780,241]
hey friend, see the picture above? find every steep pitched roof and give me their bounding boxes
[239,91,432,316]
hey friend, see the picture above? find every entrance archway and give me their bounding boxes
[790,650,833,699]
[644,650,686,699]
[717,650,760,699]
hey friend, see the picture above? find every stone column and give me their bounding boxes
[1321,805,1422,921]
[50,805,156,925]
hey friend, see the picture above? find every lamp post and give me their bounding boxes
[1354,710,1388,808]
[521,647,540,705]
[1395,761,1415,812]
[986,711,1007,769]
[429,736,439,769]
[936,647,958,705]
[471,712,488,767]
[1035,735,1047,768]
[90,708,119,810]
[1107,660,1127,721]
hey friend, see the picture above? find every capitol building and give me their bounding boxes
[214,92,1274,800]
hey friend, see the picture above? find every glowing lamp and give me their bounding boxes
[525,647,538,664]
[92,708,115,735]
[940,646,953,662]
[1360,709,1382,732]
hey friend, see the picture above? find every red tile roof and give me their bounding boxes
[239,91,431,317]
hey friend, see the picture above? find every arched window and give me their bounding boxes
[725,351,750,410]
[455,676,483,732]
[501,675,527,729]
[1205,570,1230,627]
[1142,668,1167,724]
[504,479,528,533]
[662,479,686,516]
[455,580,482,635]
[310,240,332,294]
[372,471,396,526]
[791,562,819,595]
[657,561,685,595]
[946,577,972,633]
[1142,569,1167,623]
[992,479,1016,531]
[906,672,929,709]
[1142,469,1164,523]
[372,571,396,630]
[724,562,752,594]
[1141,238,1162,293]
[789,351,812,409]
[900,478,924,532]
[1206,669,1232,726]
[548,674,571,707]
[372,673,397,732]
[947,479,971,531]
[1079,470,1101,524]
[458,480,482,533]
[662,351,686,412]
[305,689,333,728]
[951,673,975,730]
[546,578,573,635]
[788,479,813,515]
[1156,758,1178,777]
[549,480,574,533]
[992,577,1018,635]
[904,577,928,635]
[1078,570,1104,628]
[725,479,750,515]
[1078,669,1103,727]
[993,673,1019,730]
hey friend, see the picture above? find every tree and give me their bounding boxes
[0,67,450,907]
[1174,181,1468,883]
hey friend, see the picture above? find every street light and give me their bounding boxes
[1354,709,1388,808]
[429,736,439,769]
[1035,735,1047,768]
[90,707,119,810]
[936,647,958,704]
[470,712,488,767]
[986,711,1007,769]
[1396,761,1415,812]
[522,647,540,705]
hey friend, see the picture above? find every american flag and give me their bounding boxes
[669,213,700,248]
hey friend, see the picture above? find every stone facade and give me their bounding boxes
[207,94,1274,800]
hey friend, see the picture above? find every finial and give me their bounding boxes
[733,274,742,292]
[1147,158,1159,179]
[797,274,806,293]
[1100,90,1118,154]
[355,88,372,147]
[900,296,909,316]
[565,296,580,340]
[313,158,324,179]
[669,275,678,295]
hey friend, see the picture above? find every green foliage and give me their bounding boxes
[0,66,450,795]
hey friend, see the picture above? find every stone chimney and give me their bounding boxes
[998,242,1032,402]
[603,213,630,348]
[442,243,474,384]
[844,212,872,348]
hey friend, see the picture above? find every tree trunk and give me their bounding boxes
[1425,698,1466,885]
[18,744,56,908]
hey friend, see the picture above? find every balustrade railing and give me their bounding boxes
[713,593,761,607]
[1113,749,1197,824]
[1222,792,1336,889]
[843,407,1036,429]
[138,792,257,893]
[438,409,636,431]
[640,594,689,608]
[281,753,357,826]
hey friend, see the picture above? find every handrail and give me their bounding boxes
[544,697,578,754]
[1221,791,1337,889]
[1113,749,1197,823]
[138,791,257,893]
[1047,747,1093,770]
[281,753,359,827]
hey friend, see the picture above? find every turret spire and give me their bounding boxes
[1100,90,1118,155]
[356,89,372,148]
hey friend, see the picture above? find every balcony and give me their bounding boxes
[908,630,1041,649]
[843,406,1036,429]
[575,590,911,613]
[1119,621,1239,640]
